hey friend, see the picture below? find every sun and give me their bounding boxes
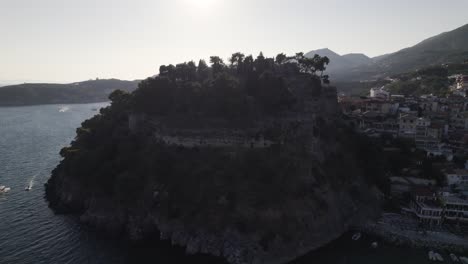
[186,0,217,9]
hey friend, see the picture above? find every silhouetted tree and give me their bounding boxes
[133,77,176,115]
[294,53,330,83]
[159,64,176,80]
[275,53,287,64]
[187,61,197,81]
[229,52,245,68]
[197,59,209,80]
[244,55,255,73]
[109,89,131,111]
[255,52,267,72]
[210,56,225,76]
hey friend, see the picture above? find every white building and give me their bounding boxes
[370,86,390,100]
[450,112,468,131]
[442,196,468,223]
[444,169,468,187]
[399,115,431,138]
[409,187,443,225]
[399,114,417,137]
[409,186,468,224]
[456,75,468,90]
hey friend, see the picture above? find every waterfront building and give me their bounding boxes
[409,186,443,225]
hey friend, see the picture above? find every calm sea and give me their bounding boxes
[0,103,432,264]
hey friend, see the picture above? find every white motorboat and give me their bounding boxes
[371,242,378,249]
[352,232,361,241]
[25,186,32,191]
[59,106,70,113]
[450,254,459,262]
[0,186,11,193]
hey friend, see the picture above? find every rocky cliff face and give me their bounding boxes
[46,68,382,264]
[47,147,380,264]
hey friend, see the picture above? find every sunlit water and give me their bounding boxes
[0,103,437,264]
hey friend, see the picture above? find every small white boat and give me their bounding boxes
[434,252,444,262]
[450,254,459,262]
[25,186,32,191]
[0,186,11,193]
[59,106,70,113]
[429,251,435,261]
[459,257,468,264]
[371,242,378,249]
[352,232,361,241]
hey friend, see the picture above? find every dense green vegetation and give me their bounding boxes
[53,52,336,206]
[0,79,139,106]
[335,79,392,96]
[337,63,468,96]
[47,52,384,254]
[447,63,468,76]
[386,66,450,96]
[128,52,330,118]
[371,135,446,186]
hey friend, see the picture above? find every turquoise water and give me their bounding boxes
[0,103,440,263]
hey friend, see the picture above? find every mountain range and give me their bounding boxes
[307,23,468,81]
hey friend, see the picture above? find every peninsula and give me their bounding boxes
[45,53,385,264]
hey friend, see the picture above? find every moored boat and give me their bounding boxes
[451,253,459,262]
[460,257,468,264]
[434,252,444,262]
[0,186,11,193]
[352,232,361,241]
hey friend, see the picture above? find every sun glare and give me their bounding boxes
[186,0,217,9]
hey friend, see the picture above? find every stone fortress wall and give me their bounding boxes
[129,85,339,149]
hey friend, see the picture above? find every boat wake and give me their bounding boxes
[26,173,38,191]
[59,106,70,113]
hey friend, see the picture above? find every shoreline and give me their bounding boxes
[360,213,468,253]
[0,101,110,108]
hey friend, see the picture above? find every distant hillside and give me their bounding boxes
[375,24,468,75]
[306,49,372,71]
[342,53,372,65]
[305,49,373,81]
[307,23,468,82]
[0,79,140,106]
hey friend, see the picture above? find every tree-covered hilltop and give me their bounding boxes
[46,52,384,264]
[385,66,451,96]
[0,79,139,106]
[123,52,331,118]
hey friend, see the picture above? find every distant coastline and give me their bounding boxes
[0,99,111,108]
[0,79,139,107]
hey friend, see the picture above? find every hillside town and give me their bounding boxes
[340,74,468,248]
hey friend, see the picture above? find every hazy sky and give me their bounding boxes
[1,0,468,83]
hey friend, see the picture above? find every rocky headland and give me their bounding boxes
[45,53,385,264]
